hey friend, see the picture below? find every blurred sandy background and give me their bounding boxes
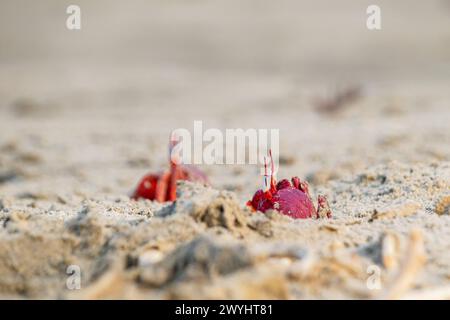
[0,1,449,299]
[2,0,450,77]
[1,0,449,191]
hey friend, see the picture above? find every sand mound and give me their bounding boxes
[0,161,448,298]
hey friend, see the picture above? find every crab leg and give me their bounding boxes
[316,195,332,218]
[268,149,277,192]
[263,156,269,191]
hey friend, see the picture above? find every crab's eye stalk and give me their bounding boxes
[268,149,277,191]
[169,131,179,152]
[263,156,269,191]
[169,131,183,166]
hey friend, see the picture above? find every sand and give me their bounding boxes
[0,0,449,299]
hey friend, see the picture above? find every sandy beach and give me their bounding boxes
[0,0,449,299]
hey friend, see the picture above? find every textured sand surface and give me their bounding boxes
[0,0,449,299]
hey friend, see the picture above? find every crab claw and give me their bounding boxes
[247,189,274,212]
[316,195,332,218]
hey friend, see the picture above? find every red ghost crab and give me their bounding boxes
[247,150,331,219]
[132,136,208,202]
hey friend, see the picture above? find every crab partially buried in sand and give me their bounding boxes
[132,137,208,202]
[247,151,332,219]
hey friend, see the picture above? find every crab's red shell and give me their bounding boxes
[247,177,331,219]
